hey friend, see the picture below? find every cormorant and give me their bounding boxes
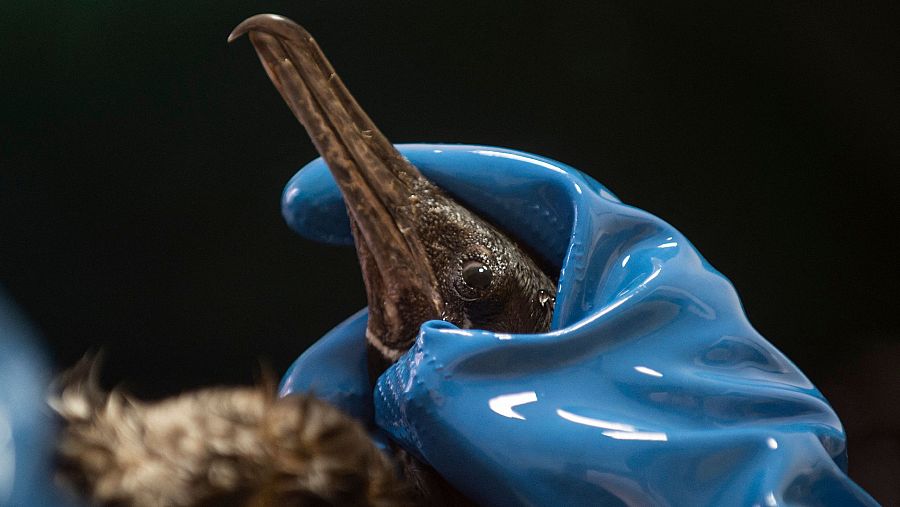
[50,13,558,507]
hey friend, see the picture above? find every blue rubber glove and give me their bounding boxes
[280,145,876,506]
[1,289,70,506]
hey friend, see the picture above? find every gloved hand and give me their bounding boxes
[1,289,69,506]
[280,144,877,506]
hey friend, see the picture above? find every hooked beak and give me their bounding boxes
[230,15,442,357]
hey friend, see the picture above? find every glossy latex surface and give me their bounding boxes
[280,145,876,506]
[0,290,65,507]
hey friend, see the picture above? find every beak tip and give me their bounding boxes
[227,13,311,45]
[227,16,258,43]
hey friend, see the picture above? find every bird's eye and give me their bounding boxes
[462,260,492,290]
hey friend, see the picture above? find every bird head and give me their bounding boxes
[230,15,557,370]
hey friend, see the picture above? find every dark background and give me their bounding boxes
[2,1,898,502]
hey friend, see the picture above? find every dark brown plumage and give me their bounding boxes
[50,358,412,507]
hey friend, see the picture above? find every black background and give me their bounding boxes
[2,1,898,502]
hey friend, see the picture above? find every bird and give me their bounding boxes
[49,14,559,507]
[228,14,558,503]
[227,13,557,380]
